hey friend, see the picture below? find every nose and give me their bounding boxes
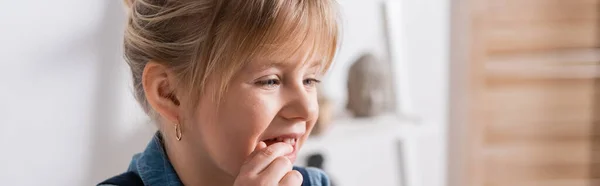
[279,84,318,122]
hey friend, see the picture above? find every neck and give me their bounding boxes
[164,138,235,186]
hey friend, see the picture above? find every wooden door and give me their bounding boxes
[450,0,600,186]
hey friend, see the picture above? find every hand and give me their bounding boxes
[233,142,303,186]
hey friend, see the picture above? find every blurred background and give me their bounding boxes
[3,0,596,186]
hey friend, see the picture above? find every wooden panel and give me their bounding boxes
[484,142,600,167]
[483,79,598,144]
[486,49,600,79]
[486,179,600,186]
[484,0,600,53]
[480,73,600,185]
[488,0,599,22]
[486,21,599,53]
[484,142,595,182]
[450,0,600,186]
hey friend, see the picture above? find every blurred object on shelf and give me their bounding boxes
[307,153,324,168]
[306,153,337,186]
[314,85,334,136]
[346,53,395,118]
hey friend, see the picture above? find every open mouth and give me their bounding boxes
[262,137,297,147]
[260,135,300,162]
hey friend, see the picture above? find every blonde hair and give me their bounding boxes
[124,0,339,115]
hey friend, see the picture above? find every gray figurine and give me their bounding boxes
[346,53,395,117]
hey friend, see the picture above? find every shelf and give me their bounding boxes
[296,114,420,186]
[302,114,420,154]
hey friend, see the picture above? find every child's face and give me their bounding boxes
[187,47,322,177]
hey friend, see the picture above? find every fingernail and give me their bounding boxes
[257,141,267,149]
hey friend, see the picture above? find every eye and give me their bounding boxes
[303,78,321,87]
[255,78,281,88]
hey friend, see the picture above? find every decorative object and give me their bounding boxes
[307,153,337,186]
[346,53,395,117]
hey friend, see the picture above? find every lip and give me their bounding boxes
[260,133,304,163]
[261,133,303,141]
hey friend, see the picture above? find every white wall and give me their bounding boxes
[324,1,450,186]
[398,0,450,185]
[0,1,153,185]
[322,0,390,112]
[0,0,449,185]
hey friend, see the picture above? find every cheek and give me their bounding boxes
[220,93,279,143]
[202,90,282,174]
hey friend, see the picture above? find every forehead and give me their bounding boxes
[246,40,328,71]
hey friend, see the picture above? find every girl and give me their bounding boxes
[100,0,339,186]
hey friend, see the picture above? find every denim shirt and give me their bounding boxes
[100,132,330,186]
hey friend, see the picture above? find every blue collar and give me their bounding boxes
[128,132,183,186]
[126,132,326,186]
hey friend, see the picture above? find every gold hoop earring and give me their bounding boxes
[174,123,182,141]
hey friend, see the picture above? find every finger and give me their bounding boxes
[242,142,268,165]
[260,156,293,179]
[240,142,293,174]
[279,170,303,186]
[254,141,267,151]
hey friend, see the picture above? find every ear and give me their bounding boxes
[142,61,182,124]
